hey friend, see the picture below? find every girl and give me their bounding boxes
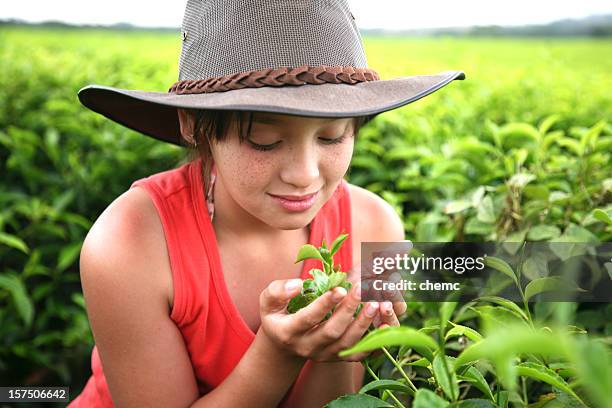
[70,1,463,406]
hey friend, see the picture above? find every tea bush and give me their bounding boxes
[0,27,610,405]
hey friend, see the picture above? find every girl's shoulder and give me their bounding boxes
[81,185,174,309]
[346,182,405,242]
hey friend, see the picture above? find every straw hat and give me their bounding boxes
[78,0,465,146]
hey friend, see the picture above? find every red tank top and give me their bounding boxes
[69,158,353,407]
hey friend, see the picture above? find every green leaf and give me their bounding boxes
[516,362,583,404]
[287,293,318,313]
[325,394,394,408]
[412,389,449,408]
[445,323,483,343]
[0,232,29,254]
[476,196,496,223]
[571,338,611,408]
[453,399,497,408]
[454,326,570,369]
[459,366,494,401]
[524,277,585,301]
[483,256,518,287]
[0,274,34,327]
[359,379,413,395]
[592,209,612,225]
[496,391,509,408]
[538,114,560,135]
[328,272,347,289]
[311,269,330,295]
[433,354,459,401]
[527,225,561,241]
[295,244,324,263]
[476,296,529,322]
[444,200,472,215]
[339,326,438,357]
[57,241,82,272]
[440,302,458,330]
[330,233,349,256]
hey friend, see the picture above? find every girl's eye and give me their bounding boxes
[247,134,347,151]
[248,140,279,151]
[319,134,347,145]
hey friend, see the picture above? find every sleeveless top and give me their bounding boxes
[69,158,353,407]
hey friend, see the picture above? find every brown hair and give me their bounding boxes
[182,110,377,187]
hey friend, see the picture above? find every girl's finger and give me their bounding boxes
[333,301,378,348]
[377,301,400,327]
[319,282,362,336]
[393,300,407,317]
[260,279,302,313]
[289,287,347,333]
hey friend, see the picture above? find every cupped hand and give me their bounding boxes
[259,278,381,362]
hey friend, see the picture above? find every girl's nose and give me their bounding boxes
[279,145,320,189]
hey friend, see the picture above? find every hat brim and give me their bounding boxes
[78,70,465,146]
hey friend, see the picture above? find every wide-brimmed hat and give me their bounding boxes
[78,0,465,146]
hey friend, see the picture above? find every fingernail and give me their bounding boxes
[352,281,361,298]
[383,301,393,316]
[366,302,379,317]
[332,287,347,302]
[285,279,301,292]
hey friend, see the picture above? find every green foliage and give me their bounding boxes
[1,28,610,403]
[287,234,352,314]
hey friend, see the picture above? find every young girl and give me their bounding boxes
[70,1,463,406]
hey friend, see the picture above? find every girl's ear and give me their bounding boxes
[177,108,197,145]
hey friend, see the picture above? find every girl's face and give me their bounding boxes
[211,112,355,231]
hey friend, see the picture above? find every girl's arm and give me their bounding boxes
[80,191,310,407]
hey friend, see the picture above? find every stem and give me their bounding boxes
[380,346,418,394]
[364,361,406,408]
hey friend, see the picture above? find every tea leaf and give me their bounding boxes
[0,232,29,254]
[477,296,529,321]
[454,327,570,369]
[330,233,349,256]
[483,256,518,287]
[412,389,449,408]
[0,274,34,327]
[325,394,394,408]
[433,354,459,401]
[311,269,330,295]
[445,323,483,343]
[571,338,611,408]
[526,225,561,241]
[453,399,497,407]
[516,362,582,404]
[358,379,413,395]
[295,244,324,263]
[287,293,317,314]
[458,366,494,400]
[592,208,612,225]
[339,326,437,357]
[524,277,585,301]
[328,272,347,289]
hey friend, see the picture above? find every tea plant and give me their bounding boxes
[287,234,353,313]
[328,254,611,408]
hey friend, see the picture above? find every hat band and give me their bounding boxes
[169,65,380,94]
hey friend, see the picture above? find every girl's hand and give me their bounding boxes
[259,279,380,362]
[347,262,407,329]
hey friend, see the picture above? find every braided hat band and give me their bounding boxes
[169,65,380,94]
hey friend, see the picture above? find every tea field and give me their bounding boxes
[0,27,611,406]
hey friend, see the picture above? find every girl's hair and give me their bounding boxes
[182,110,377,186]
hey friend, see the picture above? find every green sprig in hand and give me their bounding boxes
[287,233,355,314]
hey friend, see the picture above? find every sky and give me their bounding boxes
[1,0,611,30]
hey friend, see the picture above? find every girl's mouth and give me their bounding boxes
[268,191,319,212]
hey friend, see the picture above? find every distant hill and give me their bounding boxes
[362,14,612,37]
[1,15,611,37]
